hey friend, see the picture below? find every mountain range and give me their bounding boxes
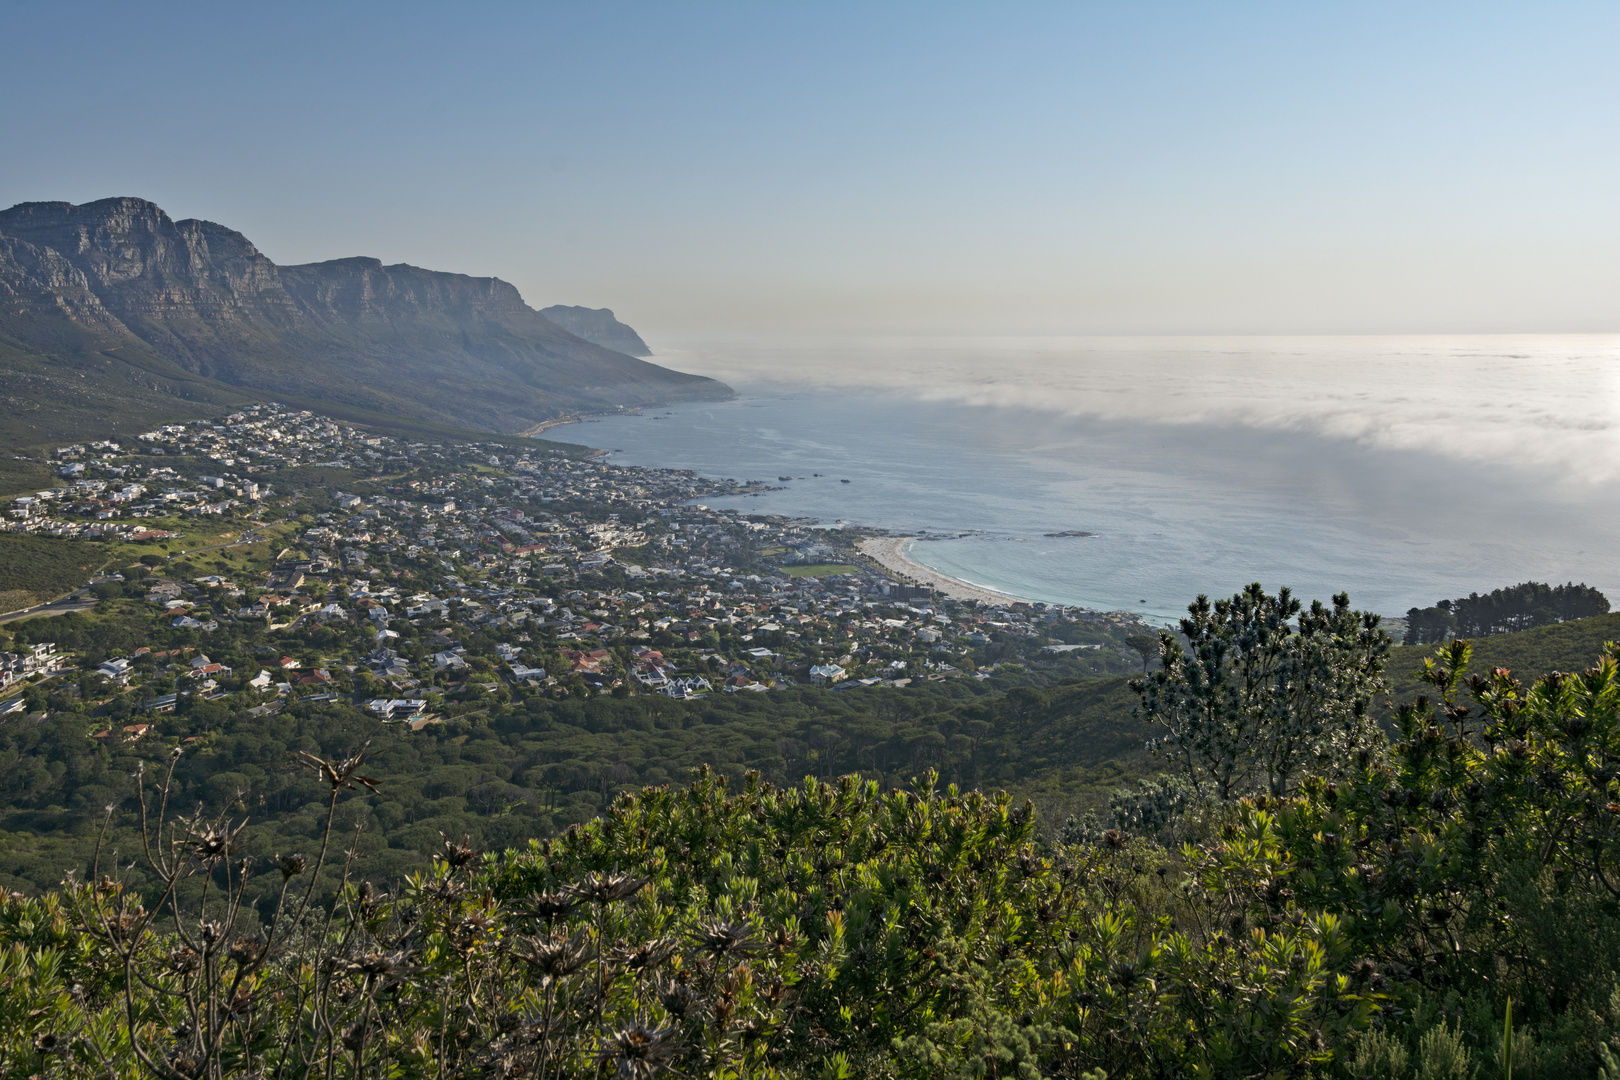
[0,197,728,442]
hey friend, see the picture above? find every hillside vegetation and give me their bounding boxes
[1386,611,1620,704]
[0,643,1141,900]
[5,605,1619,906]
[4,633,1620,1078]
[0,534,112,609]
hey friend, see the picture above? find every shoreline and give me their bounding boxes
[540,413,1067,611]
[858,536,1029,606]
[518,415,593,437]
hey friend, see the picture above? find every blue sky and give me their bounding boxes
[2,1,1617,335]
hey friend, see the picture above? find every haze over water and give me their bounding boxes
[543,335,1620,623]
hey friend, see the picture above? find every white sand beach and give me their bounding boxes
[857,536,1027,606]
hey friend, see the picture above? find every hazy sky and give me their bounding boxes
[3,1,1617,336]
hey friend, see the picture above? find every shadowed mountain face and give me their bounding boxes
[539,305,652,357]
[0,198,727,434]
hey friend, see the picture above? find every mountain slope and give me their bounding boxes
[0,198,727,436]
[539,305,652,356]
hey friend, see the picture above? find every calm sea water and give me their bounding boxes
[542,335,1620,623]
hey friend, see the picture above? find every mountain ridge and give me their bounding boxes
[0,197,728,437]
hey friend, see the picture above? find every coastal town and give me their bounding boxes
[0,403,1153,731]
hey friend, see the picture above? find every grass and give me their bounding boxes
[783,564,859,578]
[162,520,302,583]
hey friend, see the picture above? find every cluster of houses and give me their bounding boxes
[0,402,1156,729]
[3,402,412,540]
[135,406,396,472]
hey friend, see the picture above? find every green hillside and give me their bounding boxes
[8,604,1612,900]
[0,648,1148,899]
[1385,611,1620,705]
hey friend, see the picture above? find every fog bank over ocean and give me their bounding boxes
[543,335,1620,622]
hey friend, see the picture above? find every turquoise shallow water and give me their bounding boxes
[542,336,1620,623]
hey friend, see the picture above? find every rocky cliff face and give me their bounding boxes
[539,305,652,357]
[0,198,726,431]
[0,233,129,333]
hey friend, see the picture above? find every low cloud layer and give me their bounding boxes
[664,334,1620,488]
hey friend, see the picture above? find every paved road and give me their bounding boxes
[0,586,97,625]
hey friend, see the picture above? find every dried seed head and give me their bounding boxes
[343,948,416,979]
[569,871,648,906]
[517,889,578,923]
[107,911,143,943]
[296,744,381,793]
[228,938,268,967]
[185,820,247,864]
[657,977,698,1021]
[690,918,757,959]
[512,930,594,981]
[167,944,201,974]
[599,1021,678,1079]
[612,937,678,973]
[453,911,496,944]
[275,853,307,878]
[438,836,479,869]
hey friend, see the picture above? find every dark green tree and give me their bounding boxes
[1132,583,1390,800]
[1126,633,1157,672]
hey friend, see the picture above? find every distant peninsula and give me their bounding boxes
[0,197,729,440]
[540,305,652,357]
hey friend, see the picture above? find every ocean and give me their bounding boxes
[540,335,1620,624]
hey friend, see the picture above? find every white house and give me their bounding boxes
[366,698,428,721]
[662,675,711,699]
[809,664,847,686]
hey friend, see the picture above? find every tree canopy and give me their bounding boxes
[1405,580,1609,645]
